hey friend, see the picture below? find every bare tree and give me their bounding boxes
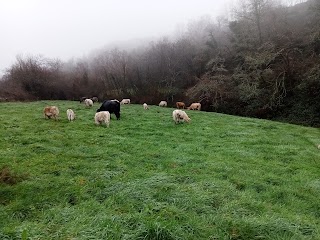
[234,0,275,45]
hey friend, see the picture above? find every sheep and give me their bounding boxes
[143,103,149,110]
[97,100,121,120]
[187,102,201,111]
[84,98,93,107]
[176,101,185,109]
[66,109,75,121]
[172,109,191,124]
[159,101,167,107]
[91,96,99,103]
[43,106,59,120]
[94,111,110,127]
[120,99,131,104]
[79,97,87,103]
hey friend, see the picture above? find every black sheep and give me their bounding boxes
[97,100,120,120]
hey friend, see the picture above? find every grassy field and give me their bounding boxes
[0,100,319,240]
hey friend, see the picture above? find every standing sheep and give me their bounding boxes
[120,99,131,104]
[94,111,111,127]
[97,100,121,120]
[187,103,201,111]
[172,110,191,124]
[43,106,59,120]
[176,101,185,109]
[159,101,167,107]
[66,109,75,121]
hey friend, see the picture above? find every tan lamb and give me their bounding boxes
[187,103,201,111]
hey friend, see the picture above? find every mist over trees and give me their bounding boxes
[0,0,319,126]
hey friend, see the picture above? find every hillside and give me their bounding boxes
[1,1,320,127]
[0,101,319,239]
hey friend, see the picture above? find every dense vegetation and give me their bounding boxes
[0,0,319,127]
[0,101,319,239]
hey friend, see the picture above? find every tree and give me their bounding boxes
[2,55,67,100]
[233,0,275,46]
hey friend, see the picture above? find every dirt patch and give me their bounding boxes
[0,166,27,185]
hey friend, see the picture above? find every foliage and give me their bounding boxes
[1,55,68,100]
[186,57,234,111]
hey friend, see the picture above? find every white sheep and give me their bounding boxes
[84,98,93,107]
[172,109,191,124]
[159,101,167,107]
[66,109,75,121]
[120,99,131,104]
[43,106,59,120]
[94,111,110,127]
[143,103,149,110]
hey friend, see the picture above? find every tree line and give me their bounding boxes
[1,0,319,126]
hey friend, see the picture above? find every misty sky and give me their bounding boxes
[0,0,233,76]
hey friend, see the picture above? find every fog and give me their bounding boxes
[0,0,235,76]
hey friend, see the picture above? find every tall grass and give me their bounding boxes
[0,100,319,239]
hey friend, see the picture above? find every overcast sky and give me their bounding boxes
[0,0,234,76]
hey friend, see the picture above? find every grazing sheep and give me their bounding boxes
[143,103,149,110]
[120,99,131,104]
[79,97,87,103]
[43,106,59,120]
[159,101,167,107]
[172,110,191,124]
[66,109,75,121]
[94,111,110,127]
[84,98,93,107]
[176,101,185,109]
[97,100,121,120]
[187,102,201,111]
[91,96,99,103]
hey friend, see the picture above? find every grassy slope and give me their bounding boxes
[0,101,319,240]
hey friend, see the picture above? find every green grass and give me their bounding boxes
[0,100,319,239]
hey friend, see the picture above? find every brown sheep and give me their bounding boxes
[43,106,59,120]
[176,102,185,109]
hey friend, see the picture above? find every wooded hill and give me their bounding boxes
[1,0,319,126]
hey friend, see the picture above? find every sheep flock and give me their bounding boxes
[43,99,202,127]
